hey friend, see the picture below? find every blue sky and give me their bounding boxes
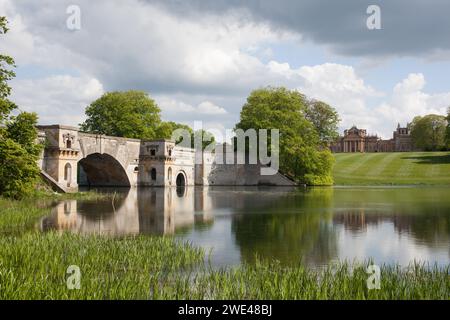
[1,0,449,139]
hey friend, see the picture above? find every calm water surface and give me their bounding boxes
[40,186,450,268]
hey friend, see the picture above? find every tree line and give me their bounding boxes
[409,113,450,151]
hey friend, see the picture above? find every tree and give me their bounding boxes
[305,100,340,146]
[235,87,334,185]
[0,17,42,199]
[410,114,447,151]
[80,91,162,139]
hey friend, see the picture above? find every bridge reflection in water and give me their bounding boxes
[39,186,450,268]
[40,187,214,236]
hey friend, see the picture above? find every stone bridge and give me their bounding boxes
[37,125,295,192]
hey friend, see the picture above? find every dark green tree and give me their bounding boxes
[305,100,340,146]
[80,90,162,139]
[235,87,334,185]
[0,17,42,199]
[410,114,447,151]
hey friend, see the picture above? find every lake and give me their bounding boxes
[40,186,450,268]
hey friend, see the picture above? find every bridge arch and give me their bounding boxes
[176,170,187,187]
[78,153,131,187]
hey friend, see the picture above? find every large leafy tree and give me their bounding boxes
[0,17,42,199]
[305,100,340,146]
[410,114,448,151]
[235,87,334,185]
[80,90,162,139]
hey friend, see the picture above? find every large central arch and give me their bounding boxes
[78,153,131,187]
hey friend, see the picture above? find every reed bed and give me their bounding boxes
[181,261,450,300]
[0,232,204,299]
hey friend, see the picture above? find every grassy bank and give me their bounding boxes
[333,152,450,185]
[0,195,449,299]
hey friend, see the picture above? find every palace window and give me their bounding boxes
[150,149,156,156]
[150,168,157,181]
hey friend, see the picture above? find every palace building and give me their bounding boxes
[330,123,413,153]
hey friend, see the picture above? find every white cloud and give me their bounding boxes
[1,0,298,95]
[10,75,104,125]
[196,101,227,115]
[156,97,227,115]
[375,73,450,131]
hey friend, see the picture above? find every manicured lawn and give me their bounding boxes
[333,152,450,185]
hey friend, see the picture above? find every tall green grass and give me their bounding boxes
[182,261,449,300]
[0,232,203,299]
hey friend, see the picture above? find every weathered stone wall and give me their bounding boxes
[201,147,295,186]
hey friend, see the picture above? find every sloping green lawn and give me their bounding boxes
[333,152,450,185]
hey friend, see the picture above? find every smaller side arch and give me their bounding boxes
[175,171,187,187]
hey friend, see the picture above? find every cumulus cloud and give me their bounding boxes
[156,97,227,116]
[2,0,299,96]
[196,101,227,115]
[375,73,450,128]
[10,75,104,125]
